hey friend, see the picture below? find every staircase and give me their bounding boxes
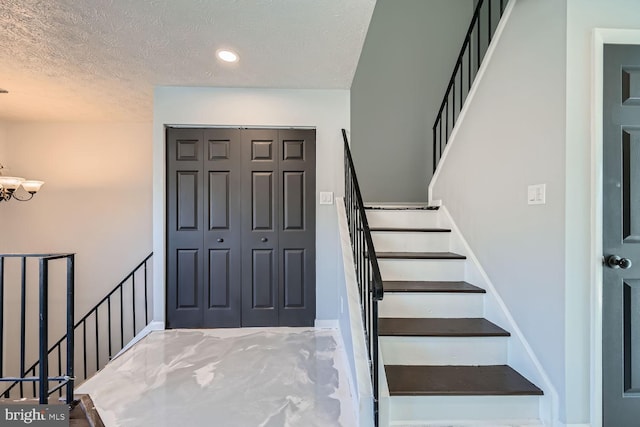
[366,206,543,427]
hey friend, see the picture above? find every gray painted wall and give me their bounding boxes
[430,0,570,421]
[351,0,474,202]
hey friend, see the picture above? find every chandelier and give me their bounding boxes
[0,164,45,202]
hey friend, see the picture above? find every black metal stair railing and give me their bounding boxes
[0,253,75,404]
[0,252,153,402]
[433,0,510,173]
[342,129,384,427]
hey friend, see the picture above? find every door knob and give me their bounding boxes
[217,238,224,243]
[261,237,268,242]
[606,255,633,269]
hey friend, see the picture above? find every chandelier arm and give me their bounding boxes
[11,192,35,202]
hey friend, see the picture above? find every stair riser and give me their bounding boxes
[379,293,482,318]
[379,259,464,282]
[367,211,440,229]
[387,396,540,423]
[372,233,451,253]
[389,420,544,426]
[380,336,507,365]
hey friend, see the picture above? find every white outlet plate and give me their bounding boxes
[527,184,546,205]
[320,191,334,205]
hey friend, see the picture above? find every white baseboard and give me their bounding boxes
[112,320,164,360]
[315,319,339,329]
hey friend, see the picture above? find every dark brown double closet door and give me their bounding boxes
[166,128,316,328]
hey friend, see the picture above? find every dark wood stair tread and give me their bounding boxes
[365,206,439,211]
[369,227,451,233]
[379,318,510,337]
[376,251,466,260]
[385,365,543,396]
[383,281,485,293]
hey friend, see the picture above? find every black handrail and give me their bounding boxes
[0,253,75,404]
[1,252,152,401]
[342,129,383,426]
[432,0,509,173]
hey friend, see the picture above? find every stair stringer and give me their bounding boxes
[438,205,558,427]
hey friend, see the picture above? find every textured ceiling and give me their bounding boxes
[0,0,375,122]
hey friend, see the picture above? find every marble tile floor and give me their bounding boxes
[76,328,357,427]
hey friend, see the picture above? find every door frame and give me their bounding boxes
[591,29,640,427]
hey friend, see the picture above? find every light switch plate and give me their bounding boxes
[320,191,334,205]
[528,184,546,205]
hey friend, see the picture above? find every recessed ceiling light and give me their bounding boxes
[217,50,239,63]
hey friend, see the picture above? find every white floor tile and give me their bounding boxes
[77,328,357,427]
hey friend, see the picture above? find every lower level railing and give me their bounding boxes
[0,252,153,402]
[342,129,384,426]
[0,253,75,404]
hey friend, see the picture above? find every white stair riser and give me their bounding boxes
[367,211,440,229]
[380,336,507,365]
[379,293,482,318]
[372,232,451,253]
[379,259,465,282]
[390,420,544,427]
[388,396,540,423]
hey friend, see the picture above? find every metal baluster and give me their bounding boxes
[445,100,449,141]
[432,126,437,172]
[460,62,464,107]
[20,257,26,397]
[82,320,87,380]
[95,310,99,372]
[477,17,481,70]
[120,287,124,349]
[31,367,36,397]
[453,75,456,127]
[488,0,492,43]
[132,274,137,335]
[57,345,62,397]
[107,297,113,359]
[144,261,149,324]
[372,298,380,425]
[38,258,49,404]
[468,43,472,91]
[66,254,74,404]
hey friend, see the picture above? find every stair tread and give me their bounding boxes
[369,227,451,233]
[365,205,439,211]
[385,365,543,396]
[383,280,485,293]
[379,318,510,337]
[376,251,466,260]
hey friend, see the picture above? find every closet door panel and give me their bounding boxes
[203,128,242,327]
[241,129,279,327]
[166,128,205,328]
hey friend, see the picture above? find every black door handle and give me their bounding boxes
[606,255,633,269]
[261,237,268,242]
[217,238,224,243]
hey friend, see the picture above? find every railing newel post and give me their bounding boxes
[66,254,75,403]
[38,258,49,404]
